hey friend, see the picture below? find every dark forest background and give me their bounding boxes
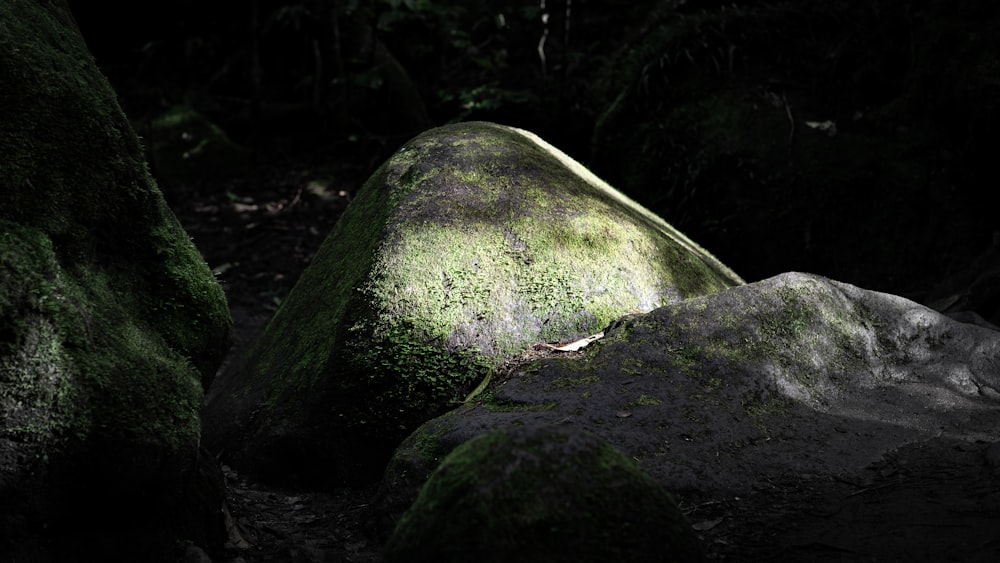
[66,0,1000,320]
[70,0,614,157]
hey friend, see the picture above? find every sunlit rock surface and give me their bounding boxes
[203,121,742,487]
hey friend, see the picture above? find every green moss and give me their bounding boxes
[353,321,493,414]
[1,1,145,257]
[245,157,396,404]
[0,222,203,454]
[0,0,231,383]
[1,225,87,445]
[384,415,458,481]
[145,214,232,381]
[0,314,79,443]
[757,285,816,346]
[384,425,705,562]
[668,346,703,377]
[618,356,647,376]
[743,396,791,419]
[367,122,741,365]
[544,374,600,391]
[629,393,663,407]
[255,123,663,407]
[410,424,448,464]
[1,0,231,467]
[223,121,743,483]
[652,274,903,418]
[481,397,558,413]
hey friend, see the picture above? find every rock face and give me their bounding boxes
[0,1,231,558]
[383,424,705,563]
[373,272,1000,533]
[203,121,743,487]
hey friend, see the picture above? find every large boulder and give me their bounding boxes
[204,121,743,487]
[0,1,231,559]
[372,272,1000,546]
[383,424,705,563]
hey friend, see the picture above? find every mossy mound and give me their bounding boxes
[376,272,1000,511]
[383,424,705,563]
[146,104,249,186]
[1,0,231,557]
[204,121,742,487]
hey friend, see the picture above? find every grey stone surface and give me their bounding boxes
[376,272,1000,529]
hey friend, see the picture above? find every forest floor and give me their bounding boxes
[168,147,1000,562]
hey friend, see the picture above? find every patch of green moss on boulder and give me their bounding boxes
[383,424,705,563]
[0,223,212,452]
[1,0,232,555]
[204,121,741,486]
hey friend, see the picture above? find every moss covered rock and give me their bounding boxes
[0,0,231,557]
[383,424,705,563]
[374,272,1000,534]
[203,121,742,487]
[146,104,250,186]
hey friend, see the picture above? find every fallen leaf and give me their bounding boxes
[692,517,724,531]
[805,119,837,136]
[538,331,605,352]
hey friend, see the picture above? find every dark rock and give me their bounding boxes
[377,272,1000,524]
[0,1,231,558]
[383,424,705,563]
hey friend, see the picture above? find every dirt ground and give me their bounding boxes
[170,151,1000,562]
